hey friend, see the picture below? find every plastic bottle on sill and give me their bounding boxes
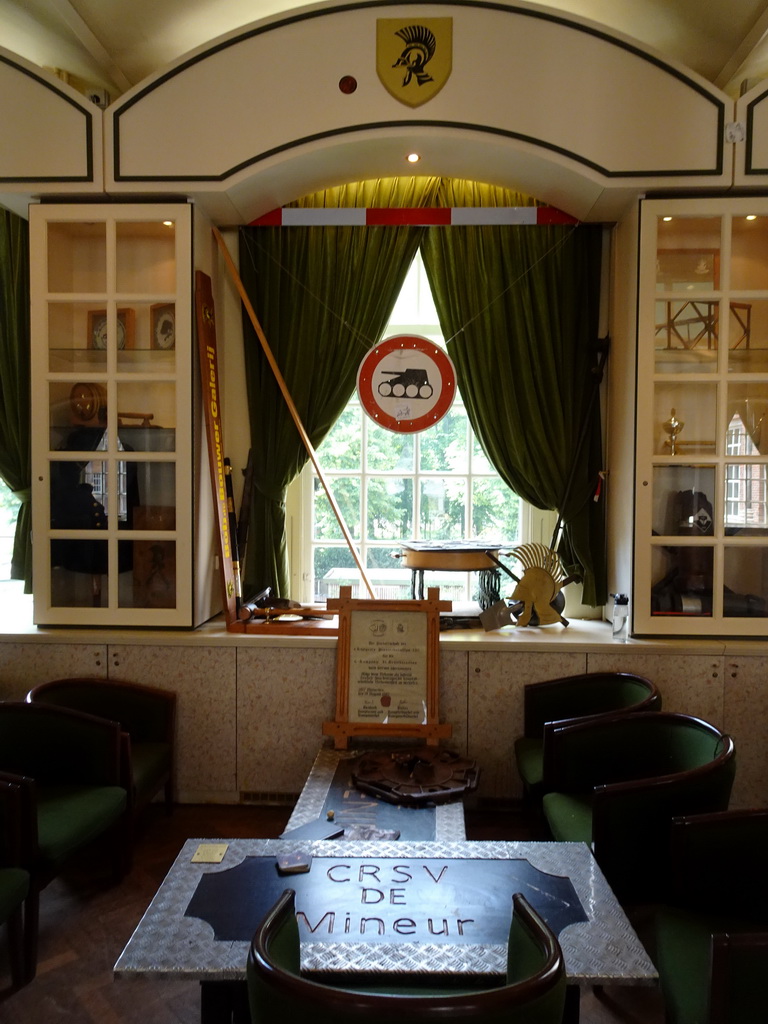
[611,593,629,641]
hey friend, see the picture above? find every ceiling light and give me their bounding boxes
[163,220,174,227]
[406,153,420,164]
[662,216,673,222]
[746,214,757,221]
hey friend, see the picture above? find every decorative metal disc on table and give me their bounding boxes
[351,748,479,805]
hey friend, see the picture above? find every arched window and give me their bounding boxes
[300,253,550,603]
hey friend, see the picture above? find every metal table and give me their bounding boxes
[115,836,657,1023]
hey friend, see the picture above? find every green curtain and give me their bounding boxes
[420,186,606,604]
[238,178,441,596]
[0,207,31,590]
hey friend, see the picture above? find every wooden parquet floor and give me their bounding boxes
[0,802,665,1024]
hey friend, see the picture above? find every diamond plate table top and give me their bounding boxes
[114,837,657,988]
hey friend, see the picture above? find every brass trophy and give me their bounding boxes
[663,408,684,455]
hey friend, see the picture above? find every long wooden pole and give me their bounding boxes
[212,226,375,600]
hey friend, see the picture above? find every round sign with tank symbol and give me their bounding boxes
[357,334,456,433]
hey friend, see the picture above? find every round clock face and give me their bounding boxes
[154,309,176,350]
[92,315,126,350]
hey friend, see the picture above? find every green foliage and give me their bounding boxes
[313,476,360,541]
[472,477,520,538]
[314,545,355,584]
[418,408,468,472]
[314,407,520,552]
[419,476,466,539]
[366,477,413,539]
[0,479,20,527]
[366,422,414,471]
[319,406,362,470]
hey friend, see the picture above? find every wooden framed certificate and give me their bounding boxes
[323,586,452,748]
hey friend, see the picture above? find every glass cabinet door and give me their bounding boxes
[30,204,192,626]
[636,199,768,636]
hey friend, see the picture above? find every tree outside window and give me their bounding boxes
[0,479,21,581]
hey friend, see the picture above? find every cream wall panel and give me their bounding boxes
[107,644,237,802]
[0,642,106,700]
[438,649,469,755]
[467,651,587,799]
[586,652,724,726]
[736,81,768,185]
[453,8,723,176]
[723,656,768,809]
[0,45,101,188]
[237,646,337,795]
[235,648,467,797]
[108,4,728,206]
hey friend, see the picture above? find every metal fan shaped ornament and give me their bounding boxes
[509,543,569,627]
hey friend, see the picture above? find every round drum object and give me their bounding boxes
[350,747,480,806]
[69,382,107,422]
[399,542,501,571]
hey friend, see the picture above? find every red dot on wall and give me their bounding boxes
[339,76,357,94]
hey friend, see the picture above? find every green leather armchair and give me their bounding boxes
[0,777,30,990]
[27,677,176,818]
[541,712,735,904]
[514,672,660,805]
[247,889,566,1024]
[708,932,768,1024]
[655,809,768,1024]
[0,701,129,981]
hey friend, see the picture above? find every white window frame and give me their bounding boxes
[725,415,768,529]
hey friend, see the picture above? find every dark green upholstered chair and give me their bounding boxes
[514,672,660,805]
[541,712,735,905]
[655,809,768,1024]
[27,677,176,818]
[0,701,129,981]
[247,889,566,1024]
[0,777,30,990]
[708,932,768,1024]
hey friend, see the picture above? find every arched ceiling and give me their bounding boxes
[4,0,768,101]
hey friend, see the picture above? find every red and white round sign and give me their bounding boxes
[357,335,457,433]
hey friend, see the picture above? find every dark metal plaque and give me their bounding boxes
[185,854,587,946]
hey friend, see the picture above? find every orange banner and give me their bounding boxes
[195,270,237,623]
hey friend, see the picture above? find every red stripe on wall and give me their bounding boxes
[249,209,283,226]
[366,208,453,225]
[536,207,579,225]
[249,206,580,227]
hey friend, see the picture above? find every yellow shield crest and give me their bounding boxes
[377,18,452,108]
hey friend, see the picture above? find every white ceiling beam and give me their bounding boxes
[715,5,768,91]
[53,0,133,93]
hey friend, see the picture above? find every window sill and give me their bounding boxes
[0,598,740,656]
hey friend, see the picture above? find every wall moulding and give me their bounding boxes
[102,3,731,224]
